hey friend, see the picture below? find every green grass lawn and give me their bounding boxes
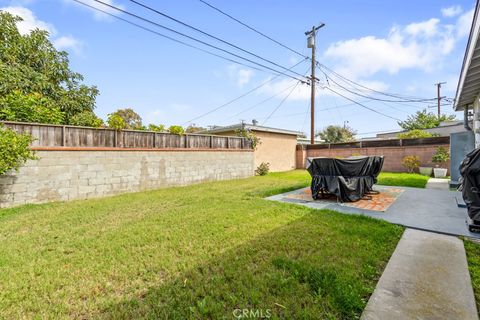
[464,239,480,314]
[0,170,403,319]
[377,172,430,188]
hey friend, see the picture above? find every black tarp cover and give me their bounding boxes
[459,148,480,222]
[306,156,384,202]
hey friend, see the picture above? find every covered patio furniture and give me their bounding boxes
[459,148,480,231]
[306,156,384,202]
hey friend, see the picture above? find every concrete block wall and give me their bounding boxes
[0,150,254,208]
[297,144,450,173]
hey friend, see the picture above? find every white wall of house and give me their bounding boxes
[474,95,480,148]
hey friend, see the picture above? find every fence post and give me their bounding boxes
[399,139,403,147]
[210,135,213,149]
[226,137,230,149]
[241,138,244,149]
[114,130,117,148]
[62,126,66,146]
[153,132,156,148]
[185,134,188,148]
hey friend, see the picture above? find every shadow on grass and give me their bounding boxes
[101,210,402,319]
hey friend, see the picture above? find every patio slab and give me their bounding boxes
[361,229,478,320]
[266,185,480,238]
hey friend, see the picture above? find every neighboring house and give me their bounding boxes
[205,122,302,172]
[297,137,323,145]
[452,0,479,184]
[375,121,467,140]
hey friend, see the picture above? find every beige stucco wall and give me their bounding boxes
[253,131,297,172]
[211,130,298,172]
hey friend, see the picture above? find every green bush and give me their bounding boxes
[397,129,433,139]
[148,124,165,132]
[432,146,449,164]
[168,125,185,135]
[255,162,270,176]
[0,91,64,124]
[69,111,104,128]
[402,156,420,173]
[0,125,37,175]
[107,113,127,130]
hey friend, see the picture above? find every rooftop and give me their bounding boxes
[204,123,303,136]
[455,0,480,111]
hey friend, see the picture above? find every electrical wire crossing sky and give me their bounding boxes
[5,0,474,137]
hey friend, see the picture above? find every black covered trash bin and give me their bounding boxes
[306,156,384,202]
[459,148,480,231]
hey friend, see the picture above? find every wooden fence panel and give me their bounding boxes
[187,135,210,148]
[228,138,243,149]
[1,121,252,150]
[305,136,450,150]
[211,136,228,148]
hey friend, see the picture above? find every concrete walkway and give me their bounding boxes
[267,185,479,238]
[362,229,478,320]
[426,178,450,190]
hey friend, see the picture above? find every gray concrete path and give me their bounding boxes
[426,178,450,190]
[267,185,479,238]
[362,229,478,320]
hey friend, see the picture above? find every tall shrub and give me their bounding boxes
[0,125,36,175]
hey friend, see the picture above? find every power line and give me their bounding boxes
[324,86,402,121]
[130,0,308,80]
[72,0,268,73]
[198,0,307,59]
[318,63,436,103]
[262,80,303,125]
[223,83,298,123]
[320,69,437,104]
[86,0,307,83]
[183,60,307,124]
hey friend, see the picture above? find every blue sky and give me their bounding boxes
[0,0,476,137]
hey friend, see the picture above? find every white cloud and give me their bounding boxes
[237,69,254,87]
[442,5,463,17]
[66,0,125,21]
[405,18,440,37]
[324,11,472,79]
[456,8,474,38]
[0,6,56,35]
[227,65,255,87]
[53,35,83,53]
[1,6,84,55]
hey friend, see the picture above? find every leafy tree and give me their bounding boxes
[316,125,356,143]
[69,111,104,128]
[185,124,207,133]
[0,12,99,124]
[109,108,142,130]
[0,91,64,124]
[168,125,185,135]
[398,110,456,131]
[147,124,165,132]
[0,124,36,175]
[397,129,434,139]
[107,113,126,130]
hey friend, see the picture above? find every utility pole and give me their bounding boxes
[306,23,325,145]
[435,82,446,118]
